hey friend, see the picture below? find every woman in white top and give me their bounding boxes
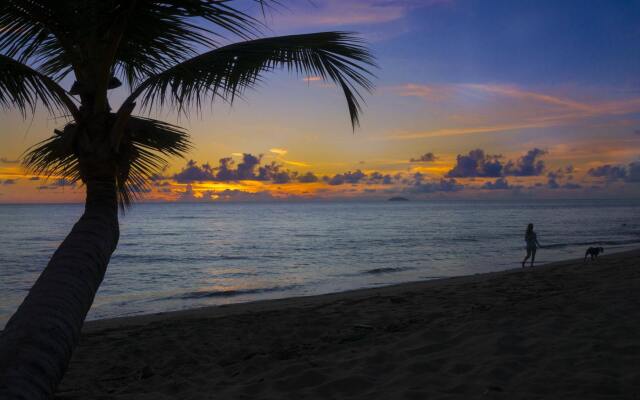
[522,223,542,268]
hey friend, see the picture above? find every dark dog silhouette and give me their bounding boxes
[584,247,604,262]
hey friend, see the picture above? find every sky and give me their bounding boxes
[1,0,640,203]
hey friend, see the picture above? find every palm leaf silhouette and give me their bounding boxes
[23,117,191,207]
[128,32,375,127]
[0,2,375,397]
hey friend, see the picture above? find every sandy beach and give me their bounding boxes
[56,250,640,399]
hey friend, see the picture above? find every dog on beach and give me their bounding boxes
[584,247,604,262]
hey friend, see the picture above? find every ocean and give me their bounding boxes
[1,200,638,327]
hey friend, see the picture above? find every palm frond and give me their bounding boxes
[23,116,191,208]
[0,1,69,60]
[0,54,78,118]
[1,1,273,85]
[22,124,80,184]
[125,32,376,128]
[117,116,191,206]
[114,1,295,87]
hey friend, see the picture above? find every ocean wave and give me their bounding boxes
[363,266,414,275]
[219,255,251,260]
[24,236,57,242]
[161,285,300,300]
[112,254,253,263]
[452,238,479,242]
[543,239,640,249]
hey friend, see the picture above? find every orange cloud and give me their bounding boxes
[280,159,311,167]
[459,84,597,112]
[385,83,640,140]
[268,0,453,29]
[267,148,311,168]
[386,120,558,140]
[393,83,455,100]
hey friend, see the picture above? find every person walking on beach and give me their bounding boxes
[522,223,542,268]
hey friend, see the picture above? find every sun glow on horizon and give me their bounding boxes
[2,0,640,203]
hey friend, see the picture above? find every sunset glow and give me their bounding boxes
[2,0,639,203]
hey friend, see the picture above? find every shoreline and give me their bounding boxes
[61,248,640,399]
[83,247,639,333]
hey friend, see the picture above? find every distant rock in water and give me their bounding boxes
[388,197,409,202]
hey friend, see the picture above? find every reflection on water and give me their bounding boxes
[1,199,638,326]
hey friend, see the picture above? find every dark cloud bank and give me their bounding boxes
[173,155,315,185]
[160,148,635,198]
[173,155,387,188]
[409,152,437,163]
[36,178,76,190]
[588,162,640,183]
[546,166,581,190]
[446,148,547,178]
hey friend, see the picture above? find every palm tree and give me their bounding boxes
[0,1,374,398]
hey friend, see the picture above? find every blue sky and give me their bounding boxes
[267,0,640,85]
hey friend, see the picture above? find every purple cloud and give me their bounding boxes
[174,160,216,183]
[409,152,437,163]
[325,170,367,185]
[482,178,511,190]
[447,148,547,178]
[298,172,319,183]
[411,178,462,193]
[587,164,627,182]
[504,148,547,176]
[446,149,503,178]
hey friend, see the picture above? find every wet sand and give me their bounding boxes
[57,249,640,399]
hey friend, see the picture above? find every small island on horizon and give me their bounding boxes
[388,196,410,201]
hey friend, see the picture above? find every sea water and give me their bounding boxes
[1,199,638,327]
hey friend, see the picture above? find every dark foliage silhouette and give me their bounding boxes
[0,1,374,398]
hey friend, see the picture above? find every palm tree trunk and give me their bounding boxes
[0,178,119,400]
